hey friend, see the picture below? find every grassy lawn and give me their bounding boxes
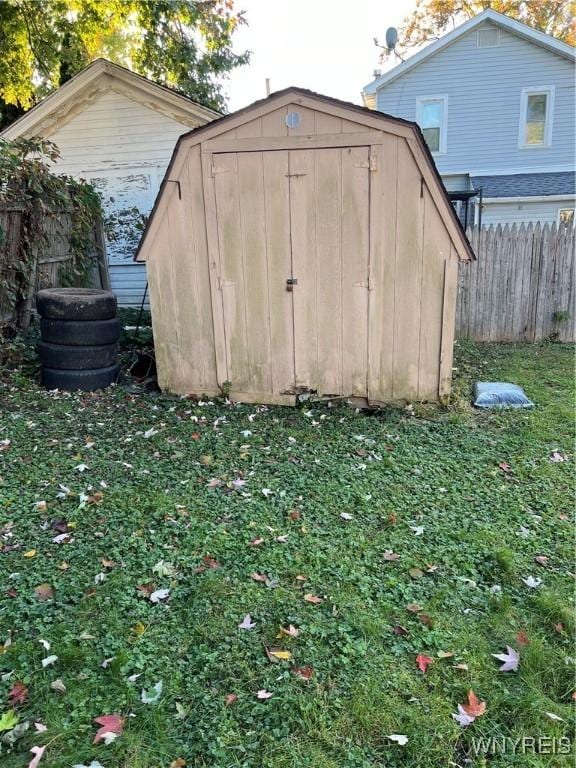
[0,340,574,767]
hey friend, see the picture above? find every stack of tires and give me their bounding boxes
[36,288,121,391]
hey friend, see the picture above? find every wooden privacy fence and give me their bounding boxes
[456,222,575,342]
[0,205,109,329]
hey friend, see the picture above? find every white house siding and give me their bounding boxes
[375,24,575,176]
[482,198,575,225]
[47,89,195,307]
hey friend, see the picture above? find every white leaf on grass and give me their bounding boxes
[28,745,46,768]
[240,430,252,437]
[50,679,66,693]
[52,533,71,544]
[141,680,163,704]
[152,560,175,577]
[238,614,256,630]
[149,589,170,603]
[34,723,48,733]
[144,428,158,439]
[41,655,58,668]
[256,689,273,699]
[38,639,50,651]
[545,711,564,722]
[410,526,424,536]
[73,762,106,768]
[522,576,542,588]
[388,734,408,745]
[75,464,89,473]
[261,488,273,497]
[492,646,519,672]
[452,705,476,727]
[340,513,354,521]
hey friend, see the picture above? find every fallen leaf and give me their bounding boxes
[288,510,300,521]
[516,630,530,646]
[545,711,564,722]
[304,594,323,604]
[437,651,454,659]
[492,646,519,672]
[554,622,564,633]
[50,679,66,694]
[409,567,424,579]
[170,760,186,768]
[406,603,423,613]
[256,689,273,699]
[534,555,549,566]
[498,462,512,472]
[225,693,237,707]
[453,663,469,671]
[522,576,542,588]
[41,656,58,668]
[383,550,400,561]
[23,550,36,558]
[416,654,433,673]
[392,625,409,636]
[0,710,19,731]
[141,681,163,704]
[34,723,47,733]
[9,681,28,706]
[279,624,299,638]
[93,714,123,744]
[340,512,353,521]
[249,537,264,547]
[417,613,434,628]
[549,451,566,463]
[292,666,313,680]
[34,583,54,602]
[250,572,267,582]
[266,647,292,662]
[461,689,487,718]
[388,734,408,746]
[28,745,46,768]
[238,614,256,630]
[149,588,170,603]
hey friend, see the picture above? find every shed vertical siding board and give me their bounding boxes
[313,147,343,395]
[213,153,251,390]
[439,250,459,397]
[290,149,319,390]
[341,146,370,396]
[169,146,218,392]
[261,108,289,137]
[418,188,449,399]
[392,139,424,400]
[314,113,342,134]
[262,151,296,394]
[368,136,397,402]
[237,151,273,394]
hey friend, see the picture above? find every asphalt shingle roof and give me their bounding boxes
[472,172,575,198]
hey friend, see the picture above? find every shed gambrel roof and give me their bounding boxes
[363,9,575,99]
[135,86,475,262]
[0,58,220,140]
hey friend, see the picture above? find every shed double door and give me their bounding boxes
[212,146,370,403]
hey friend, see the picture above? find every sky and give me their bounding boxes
[223,0,418,111]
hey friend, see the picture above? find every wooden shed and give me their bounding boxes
[136,88,474,405]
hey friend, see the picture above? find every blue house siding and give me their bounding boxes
[375,24,575,177]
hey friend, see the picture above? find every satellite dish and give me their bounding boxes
[385,27,399,50]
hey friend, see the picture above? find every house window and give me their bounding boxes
[558,208,574,225]
[416,96,448,154]
[519,87,554,148]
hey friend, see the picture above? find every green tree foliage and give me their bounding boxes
[398,0,575,53]
[0,0,249,127]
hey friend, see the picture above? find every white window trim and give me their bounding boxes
[416,95,448,155]
[518,86,555,149]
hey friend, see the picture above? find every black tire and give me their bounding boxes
[41,364,120,391]
[38,341,118,370]
[40,317,122,346]
[36,288,117,321]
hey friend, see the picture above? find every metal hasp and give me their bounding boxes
[286,277,298,292]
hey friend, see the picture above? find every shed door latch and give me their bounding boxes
[286,278,298,292]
